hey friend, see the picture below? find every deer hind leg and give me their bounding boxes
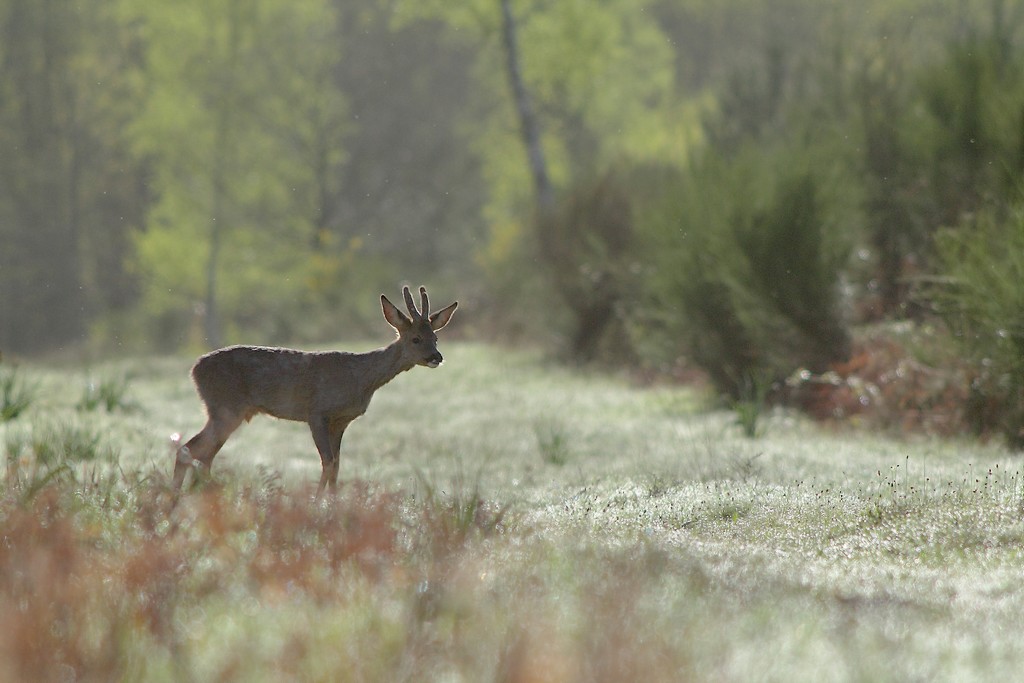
[173,410,246,491]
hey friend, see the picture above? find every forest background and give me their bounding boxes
[2,0,1024,444]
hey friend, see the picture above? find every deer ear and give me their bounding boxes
[381,294,410,330]
[429,301,458,331]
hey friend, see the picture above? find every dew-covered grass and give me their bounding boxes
[1,343,1022,681]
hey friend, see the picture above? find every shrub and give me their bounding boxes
[532,169,637,363]
[915,27,1024,222]
[733,173,852,371]
[728,370,773,438]
[934,205,1024,447]
[784,325,972,436]
[522,164,679,364]
[641,149,852,401]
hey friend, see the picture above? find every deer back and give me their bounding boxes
[192,346,321,422]
[191,344,408,423]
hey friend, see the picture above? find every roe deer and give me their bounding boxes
[172,286,457,495]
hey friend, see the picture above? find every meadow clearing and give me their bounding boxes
[1,342,1023,682]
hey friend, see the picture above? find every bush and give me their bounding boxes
[641,150,852,401]
[487,164,681,364]
[934,205,1024,447]
[534,170,634,362]
[733,173,852,371]
[529,167,675,364]
[785,324,972,436]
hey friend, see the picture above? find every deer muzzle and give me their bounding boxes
[424,351,443,368]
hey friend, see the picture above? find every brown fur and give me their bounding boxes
[172,286,457,495]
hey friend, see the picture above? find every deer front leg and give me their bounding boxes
[327,422,346,490]
[310,415,348,497]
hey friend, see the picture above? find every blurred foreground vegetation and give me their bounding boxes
[3,0,1024,443]
[2,345,1024,681]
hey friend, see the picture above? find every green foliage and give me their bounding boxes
[411,468,509,555]
[734,172,852,370]
[935,205,1024,447]
[533,169,641,362]
[854,46,932,314]
[533,418,572,465]
[77,375,137,414]
[4,420,119,501]
[916,25,1024,215]
[128,0,351,348]
[0,366,35,423]
[642,148,852,400]
[403,0,680,270]
[0,0,146,353]
[4,0,1024,372]
[850,6,1024,315]
[729,371,773,439]
[29,422,118,467]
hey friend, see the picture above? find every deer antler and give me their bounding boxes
[419,286,430,318]
[402,286,421,320]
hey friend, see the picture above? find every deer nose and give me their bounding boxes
[426,351,443,368]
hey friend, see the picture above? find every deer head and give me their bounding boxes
[381,286,458,368]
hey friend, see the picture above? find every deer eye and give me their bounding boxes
[412,336,422,344]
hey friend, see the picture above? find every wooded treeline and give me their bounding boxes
[1,0,486,352]
[3,0,1024,441]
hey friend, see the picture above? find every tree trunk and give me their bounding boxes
[499,0,554,214]
[203,0,243,349]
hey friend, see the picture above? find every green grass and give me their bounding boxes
[0,365,36,422]
[1,342,1023,681]
[77,373,138,413]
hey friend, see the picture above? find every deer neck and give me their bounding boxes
[363,340,416,393]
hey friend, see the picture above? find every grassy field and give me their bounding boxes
[2,342,1023,682]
